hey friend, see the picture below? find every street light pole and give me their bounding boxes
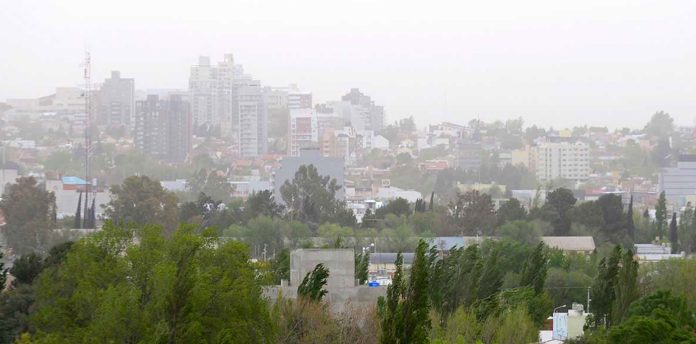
[553,305,567,314]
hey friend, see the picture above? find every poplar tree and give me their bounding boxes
[655,191,667,240]
[297,263,330,302]
[612,249,639,324]
[519,242,548,294]
[626,195,635,242]
[670,212,679,253]
[401,240,431,344]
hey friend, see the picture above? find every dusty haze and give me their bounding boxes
[1,0,695,128]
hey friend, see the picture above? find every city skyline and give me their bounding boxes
[2,0,695,129]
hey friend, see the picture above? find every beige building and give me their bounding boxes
[534,141,590,182]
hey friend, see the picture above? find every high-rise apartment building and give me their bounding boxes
[188,54,248,129]
[534,141,590,182]
[288,91,312,110]
[134,94,192,162]
[97,71,134,127]
[289,108,318,157]
[341,88,385,132]
[237,84,268,158]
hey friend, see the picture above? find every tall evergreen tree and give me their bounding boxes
[429,192,434,211]
[670,212,679,254]
[74,191,82,229]
[591,246,622,326]
[519,242,548,294]
[381,253,404,344]
[477,248,503,301]
[355,250,370,284]
[0,248,6,291]
[414,198,427,213]
[401,240,431,344]
[546,188,577,235]
[297,263,330,302]
[655,191,667,240]
[612,249,639,324]
[626,195,635,242]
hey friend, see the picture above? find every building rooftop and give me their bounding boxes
[61,176,88,185]
[542,236,596,252]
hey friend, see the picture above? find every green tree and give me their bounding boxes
[545,188,577,236]
[608,290,696,343]
[430,244,482,316]
[356,250,370,285]
[596,194,628,244]
[0,249,6,291]
[0,176,57,254]
[297,263,330,302]
[186,168,235,204]
[643,111,674,139]
[401,240,431,344]
[31,223,274,343]
[478,248,503,301]
[376,198,411,218]
[670,212,679,253]
[496,198,527,226]
[655,191,667,240]
[590,245,622,326]
[9,253,43,286]
[245,190,284,220]
[497,220,542,245]
[380,252,404,344]
[627,195,635,242]
[447,190,496,236]
[612,249,639,324]
[280,164,353,229]
[519,242,548,294]
[104,175,179,235]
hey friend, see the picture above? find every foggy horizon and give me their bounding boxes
[2,0,695,129]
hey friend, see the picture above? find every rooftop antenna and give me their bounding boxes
[82,50,93,229]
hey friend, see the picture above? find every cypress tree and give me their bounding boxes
[627,195,635,242]
[401,240,431,344]
[656,191,667,240]
[670,212,679,254]
[429,192,434,211]
[380,253,404,344]
[0,248,6,291]
[74,191,82,229]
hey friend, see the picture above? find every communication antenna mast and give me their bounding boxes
[83,51,92,229]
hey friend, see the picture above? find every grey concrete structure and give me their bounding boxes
[659,155,696,207]
[97,71,134,127]
[290,249,355,289]
[273,149,345,204]
[264,248,386,313]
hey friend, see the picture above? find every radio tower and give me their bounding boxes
[83,51,92,229]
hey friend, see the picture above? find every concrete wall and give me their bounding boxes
[290,248,355,290]
[264,285,386,313]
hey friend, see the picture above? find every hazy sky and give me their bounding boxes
[1,0,695,129]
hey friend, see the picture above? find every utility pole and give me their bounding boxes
[587,286,591,314]
[82,51,92,229]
